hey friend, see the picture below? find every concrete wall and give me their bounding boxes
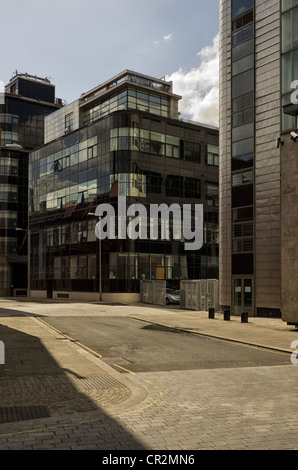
[29,290,141,303]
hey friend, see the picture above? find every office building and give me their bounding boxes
[29,70,219,301]
[280,0,298,325]
[0,72,62,296]
[219,0,298,323]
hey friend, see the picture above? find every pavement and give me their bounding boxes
[0,298,297,450]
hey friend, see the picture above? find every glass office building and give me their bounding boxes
[0,73,62,296]
[29,71,219,301]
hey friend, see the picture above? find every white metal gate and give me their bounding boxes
[180,279,219,311]
[141,280,166,306]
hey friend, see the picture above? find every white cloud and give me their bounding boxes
[153,33,173,47]
[165,34,219,126]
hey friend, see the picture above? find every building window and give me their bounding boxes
[0,185,18,202]
[207,144,219,165]
[166,135,181,158]
[0,211,17,229]
[232,24,253,46]
[281,49,298,95]
[57,197,64,209]
[88,145,97,159]
[232,108,253,127]
[232,0,253,18]
[282,0,298,12]
[232,137,254,158]
[232,69,254,98]
[206,182,219,206]
[232,238,253,253]
[232,169,253,186]
[232,54,254,76]
[232,38,254,62]
[232,9,254,29]
[0,157,18,176]
[77,191,85,204]
[143,171,162,194]
[65,112,74,133]
[232,184,253,207]
[281,6,298,54]
[184,141,201,162]
[0,237,17,255]
[52,159,63,172]
[166,175,183,197]
[184,178,201,198]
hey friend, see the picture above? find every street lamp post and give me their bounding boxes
[88,213,102,302]
[16,227,30,299]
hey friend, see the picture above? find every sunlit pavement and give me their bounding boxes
[0,299,297,450]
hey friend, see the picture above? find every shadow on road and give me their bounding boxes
[0,307,146,449]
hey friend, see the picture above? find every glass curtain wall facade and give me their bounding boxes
[0,73,61,296]
[220,0,255,316]
[231,0,254,299]
[29,71,219,300]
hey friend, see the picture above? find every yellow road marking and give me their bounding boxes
[112,363,136,375]
[37,317,103,358]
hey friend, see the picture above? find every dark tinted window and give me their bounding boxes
[232,184,253,207]
[232,92,253,112]
[232,69,254,98]
[232,0,254,19]
[232,154,254,171]
[232,38,254,62]
[232,122,254,141]
[232,253,253,274]
[232,54,254,75]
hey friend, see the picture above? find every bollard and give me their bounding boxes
[241,311,248,323]
[223,309,230,321]
[209,307,215,319]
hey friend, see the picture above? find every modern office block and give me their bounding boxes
[219,0,281,317]
[0,72,62,296]
[29,70,219,301]
[219,0,298,323]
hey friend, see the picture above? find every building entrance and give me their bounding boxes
[232,277,253,316]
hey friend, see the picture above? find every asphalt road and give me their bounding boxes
[41,315,290,373]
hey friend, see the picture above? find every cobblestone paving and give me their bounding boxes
[0,364,298,450]
[0,374,131,416]
[0,300,297,450]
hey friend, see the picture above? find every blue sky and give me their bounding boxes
[1,0,220,124]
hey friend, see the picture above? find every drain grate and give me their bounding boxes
[0,405,50,424]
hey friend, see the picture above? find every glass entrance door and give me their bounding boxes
[233,277,253,315]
